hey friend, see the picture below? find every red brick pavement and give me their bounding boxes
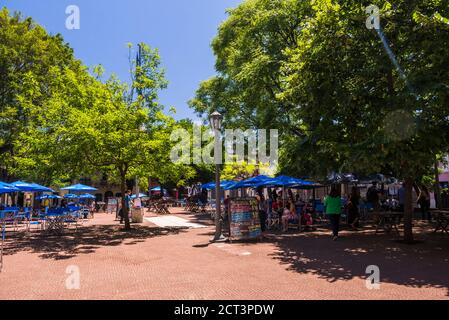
[1,208,448,300]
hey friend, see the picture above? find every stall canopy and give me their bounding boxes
[0,181,20,194]
[61,184,98,192]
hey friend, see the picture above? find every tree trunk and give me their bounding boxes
[121,173,131,230]
[403,178,414,242]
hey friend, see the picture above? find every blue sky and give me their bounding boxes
[2,0,242,120]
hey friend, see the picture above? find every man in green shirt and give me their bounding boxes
[325,186,342,240]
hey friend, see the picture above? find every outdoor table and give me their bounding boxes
[432,210,449,235]
[43,213,67,234]
[374,212,403,236]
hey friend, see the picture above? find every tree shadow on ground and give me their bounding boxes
[269,226,449,296]
[4,225,187,260]
[178,213,215,226]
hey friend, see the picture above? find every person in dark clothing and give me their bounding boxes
[418,185,431,221]
[119,190,132,224]
[367,182,380,210]
[367,182,380,224]
[347,187,360,229]
[272,189,278,201]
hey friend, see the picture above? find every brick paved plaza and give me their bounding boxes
[1,209,448,300]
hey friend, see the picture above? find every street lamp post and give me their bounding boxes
[210,111,225,242]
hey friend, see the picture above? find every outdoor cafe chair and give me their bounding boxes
[28,213,44,232]
[64,211,81,231]
[14,209,33,231]
[267,209,280,230]
[0,210,19,233]
[43,208,67,235]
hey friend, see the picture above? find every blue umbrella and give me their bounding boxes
[10,181,41,192]
[35,194,48,200]
[199,182,214,189]
[255,175,314,208]
[29,183,54,192]
[228,175,273,190]
[256,175,314,187]
[150,186,168,194]
[0,181,20,194]
[222,181,238,190]
[202,180,237,190]
[61,184,98,192]
[64,194,79,199]
[35,194,62,200]
[79,193,96,199]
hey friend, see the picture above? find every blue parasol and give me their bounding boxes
[0,181,19,194]
[61,184,98,192]
[35,194,62,200]
[11,181,47,192]
[200,180,236,190]
[64,194,79,199]
[79,194,96,199]
[228,175,273,190]
[256,175,314,188]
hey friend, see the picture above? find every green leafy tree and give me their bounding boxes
[0,8,84,182]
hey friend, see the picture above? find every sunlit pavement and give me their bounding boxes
[1,208,448,300]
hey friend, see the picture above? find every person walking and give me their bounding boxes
[347,187,360,230]
[325,185,342,241]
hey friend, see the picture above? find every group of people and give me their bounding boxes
[252,189,315,234]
